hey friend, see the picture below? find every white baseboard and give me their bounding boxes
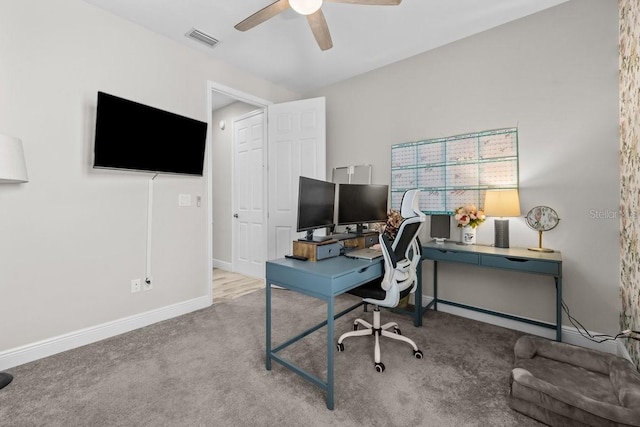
[420,296,627,359]
[213,259,232,271]
[0,296,211,371]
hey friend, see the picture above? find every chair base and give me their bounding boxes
[337,306,423,373]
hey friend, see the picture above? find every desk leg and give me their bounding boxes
[266,282,272,370]
[414,259,423,327]
[433,260,438,311]
[326,296,335,410]
[556,277,562,342]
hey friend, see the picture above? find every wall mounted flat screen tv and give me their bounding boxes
[93,91,208,176]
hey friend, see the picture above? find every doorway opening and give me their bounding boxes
[206,81,271,302]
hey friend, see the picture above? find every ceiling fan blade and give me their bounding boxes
[307,9,333,51]
[324,0,402,5]
[234,0,291,31]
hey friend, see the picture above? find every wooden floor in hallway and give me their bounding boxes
[212,268,265,304]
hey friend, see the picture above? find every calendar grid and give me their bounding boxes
[390,128,519,213]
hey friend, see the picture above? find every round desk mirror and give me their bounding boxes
[525,206,559,252]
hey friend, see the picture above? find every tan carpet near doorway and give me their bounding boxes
[212,268,264,304]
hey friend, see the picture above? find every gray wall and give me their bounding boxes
[309,0,620,334]
[0,0,295,357]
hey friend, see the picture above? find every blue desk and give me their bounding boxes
[265,255,383,410]
[420,241,563,341]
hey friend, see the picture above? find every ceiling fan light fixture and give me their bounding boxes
[289,0,322,15]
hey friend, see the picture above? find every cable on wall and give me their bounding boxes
[146,173,158,286]
[562,300,639,343]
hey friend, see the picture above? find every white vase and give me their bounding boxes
[461,225,476,245]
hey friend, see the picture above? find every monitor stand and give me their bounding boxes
[298,230,332,243]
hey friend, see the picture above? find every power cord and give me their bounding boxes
[562,300,640,343]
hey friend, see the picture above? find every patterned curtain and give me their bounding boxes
[619,0,640,369]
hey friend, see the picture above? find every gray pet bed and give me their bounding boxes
[509,335,640,426]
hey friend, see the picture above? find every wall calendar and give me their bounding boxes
[391,127,519,213]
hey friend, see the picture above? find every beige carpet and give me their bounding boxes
[0,287,542,426]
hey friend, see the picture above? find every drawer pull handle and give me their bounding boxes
[358,266,371,273]
[505,257,528,263]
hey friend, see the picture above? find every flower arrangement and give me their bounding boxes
[378,209,403,240]
[454,205,486,228]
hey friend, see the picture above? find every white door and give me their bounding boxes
[233,110,266,278]
[267,97,326,260]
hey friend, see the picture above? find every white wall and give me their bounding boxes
[309,0,620,335]
[0,0,296,362]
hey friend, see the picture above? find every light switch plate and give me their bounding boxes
[178,194,192,207]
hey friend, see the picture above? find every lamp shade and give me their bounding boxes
[484,189,521,217]
[289,0,322,15]
[0,134,28,183]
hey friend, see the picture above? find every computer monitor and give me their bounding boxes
[296,176,336,242]
[337,183,389,235]
[430,214,451,243]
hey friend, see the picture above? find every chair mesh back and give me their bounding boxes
[392,221,421,261]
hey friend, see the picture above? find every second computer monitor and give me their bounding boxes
[297,176,336,242]
[337,183,389,235]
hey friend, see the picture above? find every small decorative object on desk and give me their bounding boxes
[380,209,403,241]
[461,225,476,244]
[525,206,559,252]
[454,205,485,245]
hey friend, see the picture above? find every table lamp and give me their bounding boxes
[0,133,28,390]
[484,189,521,248]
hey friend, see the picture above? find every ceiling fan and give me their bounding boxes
[234,0,402,51]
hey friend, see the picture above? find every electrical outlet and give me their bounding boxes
[143,277,153,291]
[131,279,141,293]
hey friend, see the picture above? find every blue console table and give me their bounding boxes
[265,256,383,410]
[420,241,563,341]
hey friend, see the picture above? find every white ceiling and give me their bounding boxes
[84,0,568,94]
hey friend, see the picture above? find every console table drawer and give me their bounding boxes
[480,255,559,275]
[423,248,479,265]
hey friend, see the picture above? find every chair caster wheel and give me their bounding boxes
[336,342,344,352]
[414,349,423,359]
[394,327,402,335]
[374,362,385,373]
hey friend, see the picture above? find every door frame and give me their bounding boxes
[206,81,272,301]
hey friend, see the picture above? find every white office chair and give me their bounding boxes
[337,189,426,373]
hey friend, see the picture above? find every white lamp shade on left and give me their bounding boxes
[0,134,29,183]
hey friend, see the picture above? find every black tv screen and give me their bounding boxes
[297,176,335,234]
[93,91,208,176]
